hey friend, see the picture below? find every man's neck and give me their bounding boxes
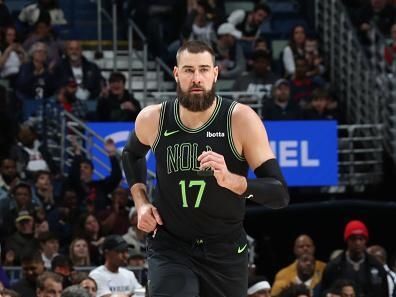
[105,262,119,273]
[179,97,217,129]
[70,59,82,68]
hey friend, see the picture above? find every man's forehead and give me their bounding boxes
[178,51,214,66]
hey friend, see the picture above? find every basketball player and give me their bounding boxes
[122,40,289,297]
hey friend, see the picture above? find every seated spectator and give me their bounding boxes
[228,3,271,42]
[384,23,396,68]
[232,49,278,95]
[22,14,63,68]
[247,276,271,297]
[38,231,59,269]
[282,25,307,77]
[0,158,20,201]
[36,271,63,297]
[61,285,90,297]
[5,210,40,265]
[0,0,12,29]
[0,26,27,81]
[279,283,311,297]
[356,0,396,38]
[263,79,302,120]
[89,235,142,297]
[303,88,340,120]
[320,220,388,297]
[69,237,91,267]
[367,245,396,297]
[9,124,57,178]
[51,255,73,288]
[0,288,20,297]
[330,279,358,297]
[304,37,325,83]
[18,0,67,27]
[10,251,45,297]
[53,40,103,100]
[32,170,55,212]
[289,57,317,107]
[74,275,97,297]
[123,207,146,255]
[215,22,246,79]
[15,42,57,119]
[98,187,130,235]
[96,72,141,122]
[67,138,122,211]
[34,207,50,240]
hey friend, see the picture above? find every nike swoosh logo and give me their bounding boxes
[164,130,179,137]
[237,243,248,254]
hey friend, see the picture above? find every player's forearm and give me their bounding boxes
[130,183,151,208]
[223,172,248,195]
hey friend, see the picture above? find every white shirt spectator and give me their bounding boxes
[18,3,67,26]
[384,264,396,297]
[89,265,142,297]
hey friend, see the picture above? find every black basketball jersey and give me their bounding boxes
[152,97,249,241]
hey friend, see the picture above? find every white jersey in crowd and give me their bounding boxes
[89,265,142,297]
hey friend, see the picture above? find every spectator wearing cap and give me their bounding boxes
[247,276,271,297]
[4,210,40,265]
[53,40,103,101]
[263,78,302,120]
[320,220,388,297]
[215,22,246,79]
[232,49,278,95]
[10,250,45,297]
[96,72,141,122]
[38,231,59,269]
[89,235,143,297]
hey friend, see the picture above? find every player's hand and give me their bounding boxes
[137,203,163,233]
[198,151,247,195]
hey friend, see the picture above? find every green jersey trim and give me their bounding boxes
[152,102,166,153]
[173,96,222,133]
[227,101,245,161]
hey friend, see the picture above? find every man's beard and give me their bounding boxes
[177,81,216,112]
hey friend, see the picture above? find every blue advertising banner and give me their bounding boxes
[86,120,338,186]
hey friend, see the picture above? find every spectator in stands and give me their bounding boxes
[9,124,57,178]
[69,237,91,267]
[10,250,45,297]
[98,187,130,235]
[279,283,311,297]
[232,49,278,95]
[55,78,87,118]
[34,208,50,240]
[329,279,358,297]
[320,220,388,297]
[0,158,19,201]
[5,210,40,265]
[78,276,97,297]
[96,72,141,122]
[8,182,38,226]
[0,0,12,29]
[51,255,73,289]
[15,42,57,118]
[271,253,321,297]
[0,288,20,297]
[215,22,246,79]
[263,78,302,120]
[38,231,59,269]
[54,40,103,101]
[61,285,90,297]
[123,207,146,256]
[367,245,396,297]
[227,3,271,42]
[384,23,396,67]
[23,14,63,68]
[89,235,142,297]
[75,213,105,266]
[32,170,55,212]
[289,57,316,107]
[18,0,67,27]
[0,26,27,82]
[356,0,396,37]
[68,137,122,211]
[247,275,271,297]
[36,271,63,297]
[304,37,326,84]
[282,25,307,77]
[303,88,340,120]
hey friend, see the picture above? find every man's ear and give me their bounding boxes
[173,66,178,83]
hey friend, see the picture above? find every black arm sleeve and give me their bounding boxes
[243,158,289,209]
[121,130,151,188]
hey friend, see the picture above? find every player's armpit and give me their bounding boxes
[242,158,289,209]
[122,130,150,188]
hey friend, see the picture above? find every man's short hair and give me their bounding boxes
[254,3,271,15]
[176,40,215,65]
[38,231,58,244]
[36,272,63,290]
[252,49,271,62]
[61,285,90,297]
[80,158,94,170]
[20,250,43,264]
[11,182,32,195]
[51,255,73,271]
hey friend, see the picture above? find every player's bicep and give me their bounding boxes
[134,104,161,146]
